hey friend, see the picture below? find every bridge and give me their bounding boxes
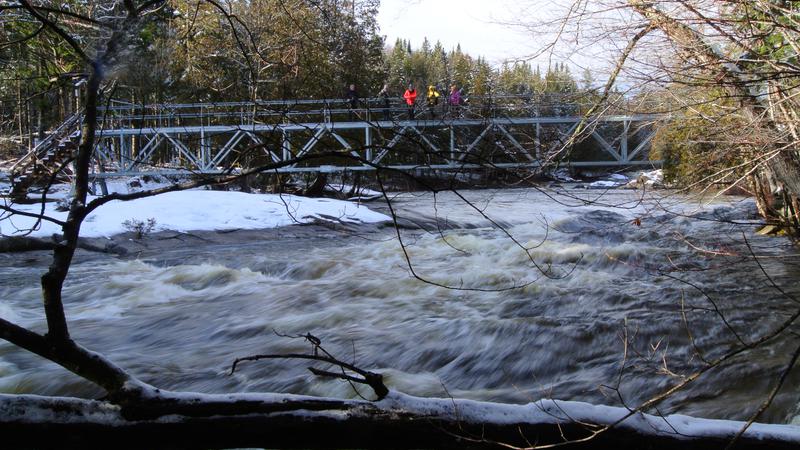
[6,95,662,197]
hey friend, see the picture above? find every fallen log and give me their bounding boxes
[0,236,57,252]
[2,391,798,449]
[0,236,127,255]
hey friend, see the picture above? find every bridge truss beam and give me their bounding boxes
[90,115,660,178]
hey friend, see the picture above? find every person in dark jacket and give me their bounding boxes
[378,83,392,121]
[346,83,358,120]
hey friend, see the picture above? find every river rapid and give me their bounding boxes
[1,187,800,423]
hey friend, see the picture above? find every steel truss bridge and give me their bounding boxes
[14,95,663,182]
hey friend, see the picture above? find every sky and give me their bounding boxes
[377,0,544,65]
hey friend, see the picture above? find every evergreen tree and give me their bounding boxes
[428,41,449,88]
[580,67,595,92]
[450,45,473,94]
[498,61,537,95]
[386,38,410,90]
[472,57,494,96]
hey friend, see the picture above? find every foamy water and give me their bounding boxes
[1,188,799,423]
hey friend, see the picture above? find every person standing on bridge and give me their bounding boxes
[403,83,417,119]
[426,85,441,118]
[378,83,392,121]
[346,83,359,120]
[448,85,461,118]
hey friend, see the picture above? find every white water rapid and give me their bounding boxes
[1,188,799,423]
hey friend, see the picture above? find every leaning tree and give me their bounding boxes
[518,0,800,231]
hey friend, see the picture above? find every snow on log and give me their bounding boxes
[1,391,799,449]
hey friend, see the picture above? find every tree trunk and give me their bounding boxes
[629,0,800,232]
[750,173,775,220]
[17,78,24,151]
[304,172,328,197]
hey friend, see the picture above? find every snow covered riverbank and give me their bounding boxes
[0,168,670,240]
[1,189,390,239]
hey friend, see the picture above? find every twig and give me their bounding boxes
[230,333,388,400]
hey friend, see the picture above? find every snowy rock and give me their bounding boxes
[623,169,664,189]
[549,168,577,182]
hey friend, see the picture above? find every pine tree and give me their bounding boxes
[450,45,473,94]
[429,41,449,88]
[581,67,595,92]
[387,38,410,89]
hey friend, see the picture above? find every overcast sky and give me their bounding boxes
[377,0,543,65]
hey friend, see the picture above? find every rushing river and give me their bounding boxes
[1,187,800,423]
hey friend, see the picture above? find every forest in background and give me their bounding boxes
[0,0,591,158]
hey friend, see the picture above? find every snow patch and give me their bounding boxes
[640,168,664,185]
[325,183,382,197]
[2,190,390,238]
[622,169,664,189]
[379,393,800,442]
[587,180,622,189]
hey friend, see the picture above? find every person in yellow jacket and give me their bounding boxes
[426,85,441,118]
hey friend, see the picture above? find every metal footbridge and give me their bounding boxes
[9,95,662,190]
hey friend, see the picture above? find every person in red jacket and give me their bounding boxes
[403,84,417,119]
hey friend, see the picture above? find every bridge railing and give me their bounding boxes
[95,93,656,130]
[8,113,83,176]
